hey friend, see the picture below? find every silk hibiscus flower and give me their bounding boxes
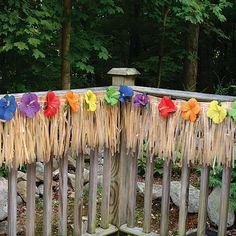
[0,95,17,121]
[158,96,176,118]
[119,86,134,103]
[66,91,79,112]
[134,93,149,107]
[84,90,97,111]
[44,91,60,117]
[19,93,40,118]
[207,100,226,124]
[181,98,200,122]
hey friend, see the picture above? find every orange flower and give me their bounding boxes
[181,98,200,122]
[65,91,79,112]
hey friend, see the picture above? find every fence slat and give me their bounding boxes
[8,164,17,236]
[143,153,154,233]
[127,152,138,228]
[58,155,68,235]
[160,160,172,236]
[43,158,53,236]
[101,148,112,229]
[178,157,190,236]
[218,166,232,236]
[26,163,36,236]
[73,153,84,236]
[87,149,98,234]
[197,165,209,236]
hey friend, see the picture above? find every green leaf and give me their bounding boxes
[13,42,29,50]
[28,38,41,47]
[32,49,45,59]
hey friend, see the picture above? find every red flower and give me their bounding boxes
[44,91,60,117]
[158,96,177,118]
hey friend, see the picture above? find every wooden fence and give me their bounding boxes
[6,68,236,236]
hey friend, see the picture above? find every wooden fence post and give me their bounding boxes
[108,68,140,233]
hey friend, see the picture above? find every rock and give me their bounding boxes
[208,186,235,227]
[17,181,39,202]
[17,171,27,182]
[186,228,197,236]
[53,158,59,171]
[68,156,76,170]
[84,169,90,183]
[53,169,59,180]
[0,177,8,221]
[137,182,162,199]
[68,173,76,189]
[0,220,7,235]
[170,181,200,213]
[36,162,44,182]
[38,184,44,196]
[17,195,23,205]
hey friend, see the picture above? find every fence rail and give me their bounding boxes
[4,68,236,236]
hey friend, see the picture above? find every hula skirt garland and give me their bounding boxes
[0,86,235,168]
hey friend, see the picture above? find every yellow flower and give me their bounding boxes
[207,100,226,124]
[84,90,97,111]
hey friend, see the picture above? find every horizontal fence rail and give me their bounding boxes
[3,81,235,236]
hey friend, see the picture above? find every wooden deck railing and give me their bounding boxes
[5,68,235,236]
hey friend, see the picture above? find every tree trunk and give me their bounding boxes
[183,23,200,92]
[198,28,213,92]
[157,7,169,88]
[61,0,72,90]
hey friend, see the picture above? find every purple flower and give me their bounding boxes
[19,93,40,118]
[134,93,149,107]
[119,85,134,103]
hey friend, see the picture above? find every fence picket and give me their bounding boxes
[87,149,98,234]
[143,153,154,233]
[218,166,232,236]
[58,155,68,235]
[101,148,112,229]
[8,164,17,236]
[127,151,138,228]
[197,165,209,236]
[178,157,190,236]
[43,159,53,236]
[26,163,36,236]
[160,160,172,236]
[73,153,84,236]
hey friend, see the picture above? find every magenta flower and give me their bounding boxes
[19,93,40,118]
[134,93,149,107]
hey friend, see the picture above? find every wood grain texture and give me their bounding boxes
[8,164,17,236]
[73,153,84,236]
[127,152,138,228]
[26,163,36,236]
[143,154,154,233]
[197,165,209,236]
[218,166,232,236]
[83,224,118,236]
[58,155,68,236]
[178,157,190,236]
[87,149,98,234]
[101,148,112,229]
[43,158,53,236]
[160,160,172,236]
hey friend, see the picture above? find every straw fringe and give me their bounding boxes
[0,93,234,168]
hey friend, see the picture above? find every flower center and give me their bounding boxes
[27,100,35,107]
[6,101,10,107]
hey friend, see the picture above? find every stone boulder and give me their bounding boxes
[0,177,9,221]
[170,181,200,213]
[36,162,44,182]
[17,181,39,202]
[137,182,162,200]
[207,186,235,227]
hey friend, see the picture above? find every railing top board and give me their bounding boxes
[132,86,236,102]
[1,85,235,102]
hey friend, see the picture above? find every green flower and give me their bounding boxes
[104,86,120,106]
[228,101,236,121]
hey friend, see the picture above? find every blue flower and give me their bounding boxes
[119,85,134,103]
[0,95,17,121]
